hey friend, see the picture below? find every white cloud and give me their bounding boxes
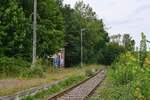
[63,0,150,48]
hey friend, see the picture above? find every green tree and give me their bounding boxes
[63,1,109,66]
[0,0,27,57]
[122,34,135,52]
[19,0,65,59]
[62,4,81,66]
[99,43,125,65]
[75,1,109,64]
[110,34,121,45]
[0,0,65,61]
[36,0,64,58]
[19,0,33,16]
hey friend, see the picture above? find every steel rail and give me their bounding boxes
[46,68,106,100]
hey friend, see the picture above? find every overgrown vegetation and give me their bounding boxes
[1,0,148,99]
[88,32,150,100]
[0,57,47,78]
[1,0,149,99]
[89,51,150,100]
[0,57,30,77]
[0,0,123,78]
[0,64,100,96]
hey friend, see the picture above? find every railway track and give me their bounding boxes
[47,68,106,100]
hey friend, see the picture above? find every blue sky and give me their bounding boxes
[64,0,150,48]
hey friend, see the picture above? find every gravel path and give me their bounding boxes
[58,70,106,100]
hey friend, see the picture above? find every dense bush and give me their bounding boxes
[110,53,139,85]
[0,57,30,77]
[131,67,150,100]
[107,52,150,99]
[0,57,46,78]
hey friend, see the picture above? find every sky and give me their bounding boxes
[63,0,150,48]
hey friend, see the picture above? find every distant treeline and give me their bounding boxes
[0,0,135,67]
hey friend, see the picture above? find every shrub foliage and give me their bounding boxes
[107,52,150,99]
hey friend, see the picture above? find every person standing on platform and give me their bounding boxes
[51,54,57,68]
[60,51,64,68]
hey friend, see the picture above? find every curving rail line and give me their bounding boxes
[46,68,106,100]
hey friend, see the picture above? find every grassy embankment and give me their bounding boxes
[89,52,150,100]
[0,64,101,97]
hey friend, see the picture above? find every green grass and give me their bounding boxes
[0,64,101,96]
[22,75,85,100]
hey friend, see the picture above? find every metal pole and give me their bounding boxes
[80,17,94,67]
[32,0,37,65]
[81,29,83,67]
